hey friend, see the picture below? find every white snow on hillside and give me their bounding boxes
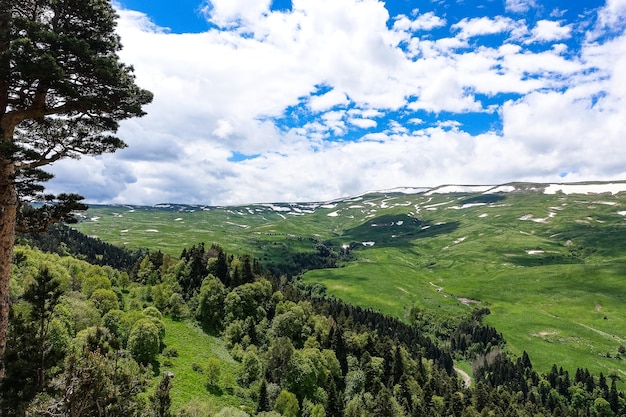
[448,203,487,210]
[425,185,493,195]
[485,185,515,193]
[377,187,431,194]
[260,204,292,212]
[544,183,626,195]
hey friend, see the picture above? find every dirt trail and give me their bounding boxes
[455,367,471,388]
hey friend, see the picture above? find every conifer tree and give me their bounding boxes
[330,324,348,377]
[0,0,152,376]
[22,266,63,389]
[152,372,174,417]
[257,379,270,413]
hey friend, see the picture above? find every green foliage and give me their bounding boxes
[237,348,261,387]
[81,275,112,298]
[273,389,299,417]
[206,357,221,388]
[215,407,250,417]
[90,288,119,315]
[196,275,226,330]
[151,372,174,417]
[128,318,160,364]
[168,292,187,320]
[271,304,312,348]
[27,348,148,417]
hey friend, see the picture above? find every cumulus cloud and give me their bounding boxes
[43,0,626,205]
[451,16,522,40]
[528,20,572,43]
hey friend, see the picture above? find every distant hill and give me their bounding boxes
[72,180,626,378]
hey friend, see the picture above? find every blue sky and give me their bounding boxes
[48,0,626,205]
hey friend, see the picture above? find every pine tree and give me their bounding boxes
[22,266,63,389]
[257,379,270,413]
[330,323,348,377]
[0,0,152,376]
[326,377,343,417]
[152,372,174,417]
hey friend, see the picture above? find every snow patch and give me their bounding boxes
[479,213,488,218]
[526,250,544,255]
[362,241,375,247]
[327,211,340,217]
[174,218,183,221]
[145,229,159,233]
[544,183,626,195]
[425,185,493,195]
[485,185,516,193]
[448,203,487,210]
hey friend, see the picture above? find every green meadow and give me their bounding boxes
[74,183,626,379]
[159,318,253,413]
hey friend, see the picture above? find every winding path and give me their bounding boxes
[454,367,471,388]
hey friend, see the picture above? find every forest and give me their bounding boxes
[2,231,625,417]
[1,1,626,415]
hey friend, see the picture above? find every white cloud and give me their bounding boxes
[597,0,626,30]
[528,20,572,43]
[348,118,377,129]
[505,0,537,13]
[309,89,350,112]
[201,0,273,28]
[213,119,235,139]
[44,0,626,205]
[393,12,446,32]
[452,16,522,40]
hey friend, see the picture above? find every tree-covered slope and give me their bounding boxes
[6,242,626,417]
[72,181,626,379]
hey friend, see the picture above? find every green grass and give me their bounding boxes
[74,184,626,380]
[159,318,252,412]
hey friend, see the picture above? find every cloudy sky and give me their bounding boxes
[47,0,626,205]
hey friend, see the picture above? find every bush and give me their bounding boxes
[162,346,178,358]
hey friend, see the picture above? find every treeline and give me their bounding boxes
[144,241,626,416]
[4,239,626,417]
[17,223,145,270]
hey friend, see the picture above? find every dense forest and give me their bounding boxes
[1,229,625,417]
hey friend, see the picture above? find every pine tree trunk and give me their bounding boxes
[0,152,17,380]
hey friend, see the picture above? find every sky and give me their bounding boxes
[46,0,626,206]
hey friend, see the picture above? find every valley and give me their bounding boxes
[73,181,626,379]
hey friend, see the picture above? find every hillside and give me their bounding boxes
[73,181,626,378]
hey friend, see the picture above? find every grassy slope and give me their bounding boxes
[74,185,626,379]
[159,318,252,412]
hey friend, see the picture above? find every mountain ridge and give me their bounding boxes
[89,180,626,210]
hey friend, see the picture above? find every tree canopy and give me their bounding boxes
[0,0,152,376]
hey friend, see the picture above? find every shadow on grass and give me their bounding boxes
[460,194,507,205]
[506,254,583,267]
[151,360,161,377]
[206,384,223,396]
[340,215,460,248]
[551,221,626,259]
